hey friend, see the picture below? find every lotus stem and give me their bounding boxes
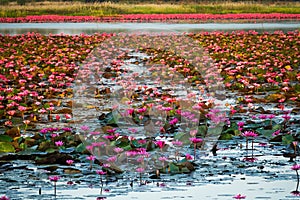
[252,138,254,158]
[296,170,300,191]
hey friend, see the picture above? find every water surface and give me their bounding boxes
[1,22,300,34]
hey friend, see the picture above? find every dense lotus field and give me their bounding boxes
[0,30,300,199]
[1,13,300,23]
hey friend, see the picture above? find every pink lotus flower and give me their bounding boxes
[267,114,276,119]
[272,130,280,136]
[189,130,198,136]
[189,137,203,144]
[66,160,74,165]
[136,167,145,173]
[0,195,10,200]
[49,175,60,182]
[185,154,193,160]
[62,127,72,132]
[107,156,117,163]
[172,140,183,146]
[127,108,134,115]
[237,121,245,127]
[137,107,147,113]
[86,155,96,161]
[159,156,168,162]
[258,114,267,120]
[80,125,89,131]
[96,170,107,175]
[233,194,246,199]
[103,163,111,168]
[114,147,124,153]
[23,120,30,125]
[65,114,72,119]
[282,114,291,121]
[291,164,300,171]
[107,128,117,133]
[169,118,178,125]
[242,131,258,137]
[155,141,165,149]
[55,141,64,147]
[291,190,300,196]
[18,106,27,112]
[7,110,16,116]
[4,121,12,126]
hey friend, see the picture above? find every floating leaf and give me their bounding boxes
[219,133,232,140]
[197,125,207,137]
[256,128,275,138]
[174,132,190,145]
[75,143,86,153]
[0,142,15,153]
[46,148,57,153]
[282,134,294,145]
[19,143,27,150]
[168,162,179,173]
[131,140,141,148]
[64,168,82,174]
[0,135,13,142]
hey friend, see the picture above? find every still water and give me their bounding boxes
[0,22,300,34]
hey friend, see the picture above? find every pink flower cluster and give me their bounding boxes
[0,33,111,124]
[0,13,300,23]
[120,13,300,22]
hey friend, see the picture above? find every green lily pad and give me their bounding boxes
[0,135,13,142]
[46,148,57,153]
[75,143,86,153]
[0,142,15,153]
[219,132,232,140]
[282,134,294,145]
[256,128,275,138]
[168,162,179,173]
[174,132,190,145]
[197,125,207,137]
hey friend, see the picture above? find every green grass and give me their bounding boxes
[0,1,300,17]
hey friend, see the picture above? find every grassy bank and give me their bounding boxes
[1,1,300,17]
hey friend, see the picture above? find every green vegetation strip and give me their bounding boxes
[0,1,300,17]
